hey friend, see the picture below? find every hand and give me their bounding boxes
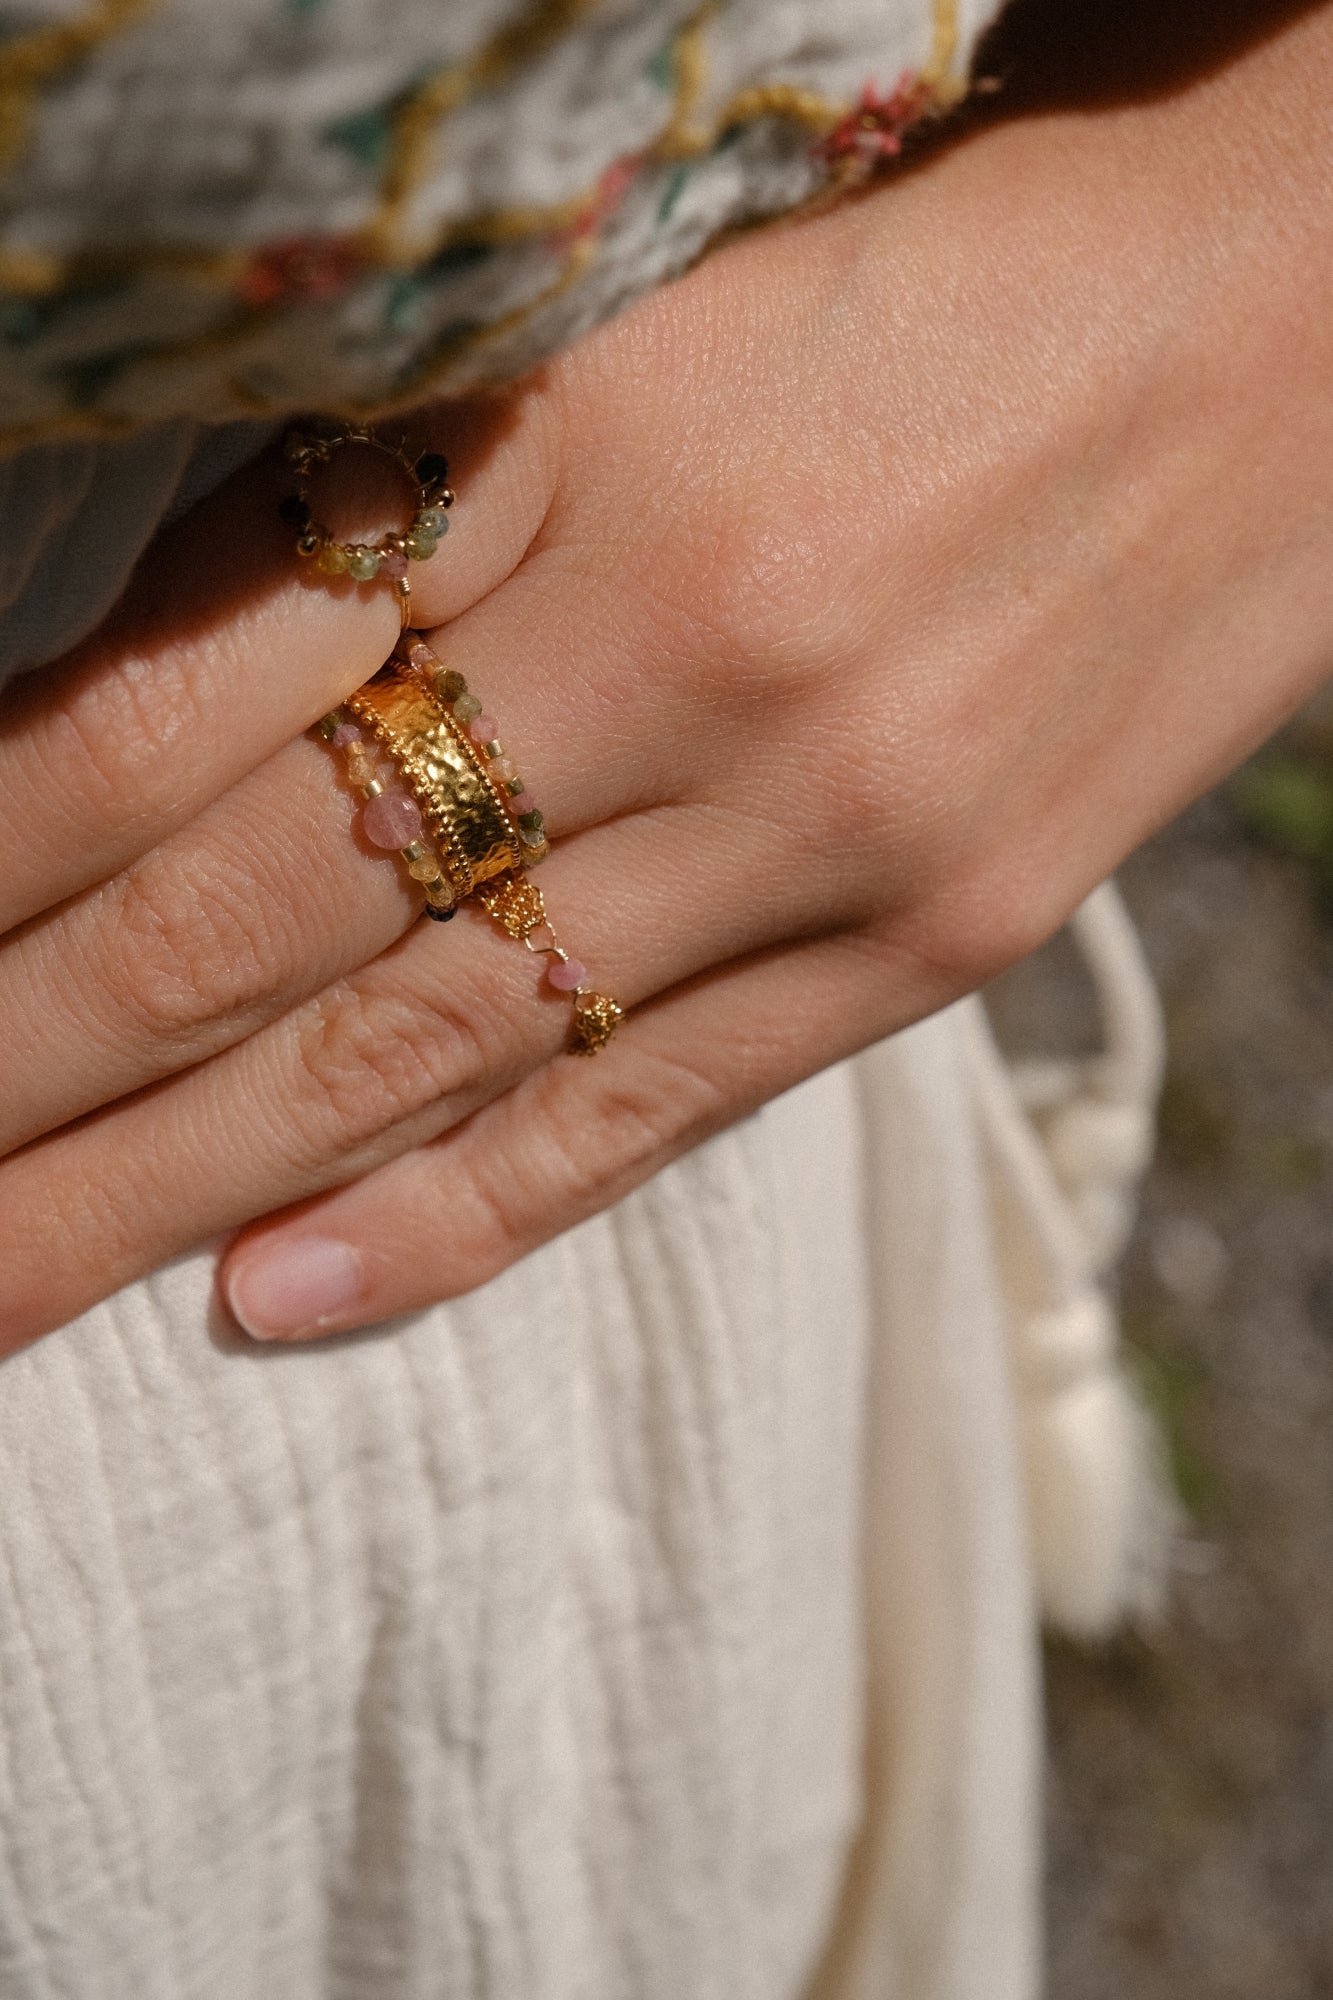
[2,0,1330,1349]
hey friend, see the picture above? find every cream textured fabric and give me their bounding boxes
[0,1024,1048,2000]
[0,1067,873,1998]
[0,2,1172,1994]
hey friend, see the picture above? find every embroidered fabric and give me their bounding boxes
[0,0,994,447]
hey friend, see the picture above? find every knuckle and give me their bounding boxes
[553,1045,727,1188]
[289,978,504,1157]
[675,473,883,712]
[896,866,1057,995]
[44,647,207,833]
[105,851,287,1046]
[448,1043,728,1284]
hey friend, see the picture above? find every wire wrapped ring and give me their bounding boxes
[279,422,454,628]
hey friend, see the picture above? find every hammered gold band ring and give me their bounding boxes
[287,423,623,1056]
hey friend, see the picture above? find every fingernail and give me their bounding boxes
[225,1237,366,1342]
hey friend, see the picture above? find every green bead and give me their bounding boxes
[517,809,545,839]
[347,546,381,581]
[417,506,449,537]
[404,528,438,561]
[317,713,341,740]
[453,693,482,723]
[432,668,468,703]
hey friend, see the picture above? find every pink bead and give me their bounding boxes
[404,637,437,666]
[547,957,586,992]
[505,786,534,813]
[470,714,498,744]
[382,550,409,582]
[330,722,362,747]
[362,790,424,849]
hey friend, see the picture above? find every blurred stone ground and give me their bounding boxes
[991,695,1333,1999]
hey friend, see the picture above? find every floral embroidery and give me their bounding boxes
[237,235,367,308]
[550,154,640,252]
[0,0,967,450]
[816,75,936,172]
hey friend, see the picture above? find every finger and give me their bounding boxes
[0,398,558,933]
[0,571,693,1156]
[0,802,890,1351]
[219,926,947,1343]
[0,728,419,1153]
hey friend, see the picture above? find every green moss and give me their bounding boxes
[1157,1071,1232,1171]
[1124,1331,1219,1519]
[1232,753,1333,909]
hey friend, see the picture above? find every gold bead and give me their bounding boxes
[407,851,441,882]
[401,841,427,863]
[484,740,505,761]
[570,994,623,1054]
[362,777,384,798]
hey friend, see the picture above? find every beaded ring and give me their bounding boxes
[279,421,453,628]
[316,709,458,921]
[287,422,622,1055]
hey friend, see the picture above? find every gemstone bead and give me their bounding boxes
[417,506,449,536]
[404,529,438,561]
[363,790,424,848]
[453,693,482,723]
[330,721,362,747]
[405,637,438,667]
[547,957,586,991]
[517,809,545,839]
[433,668,467,702]
[381,549,409,582]
[407,850,442,882]
[488,755,517,783]
[345,744,375,787]
[470,713,498,743]
[316,542,351,575]
[347,546,381,581]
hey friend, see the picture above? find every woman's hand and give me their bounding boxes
[1,0,1330,1349]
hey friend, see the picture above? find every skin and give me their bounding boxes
[0,0,1330,1348]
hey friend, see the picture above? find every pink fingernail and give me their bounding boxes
[226,1237,365,1341]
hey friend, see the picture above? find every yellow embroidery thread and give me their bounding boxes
[0,0,970,450]
[0,0,161,177]
[364,0,605,266]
